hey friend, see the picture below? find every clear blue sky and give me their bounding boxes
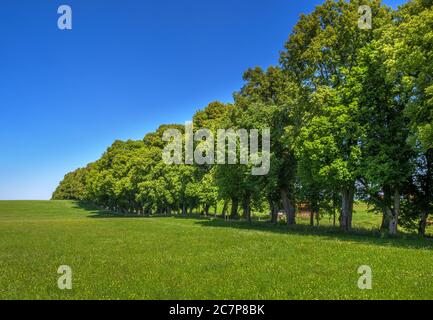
[0,0,407,200]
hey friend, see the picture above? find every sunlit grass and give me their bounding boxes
[1,200,432,300]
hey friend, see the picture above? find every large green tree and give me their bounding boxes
[235,66,300,225]
[280,0,392,231]
[380,0,433,234]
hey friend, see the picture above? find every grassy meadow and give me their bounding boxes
[1,200,433,300]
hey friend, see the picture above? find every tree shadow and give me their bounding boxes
[193,218,433,250]
[74,201,208,220]
[73,201,433,250]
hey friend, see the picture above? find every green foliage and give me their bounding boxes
[52,166,91,200]
[53,0,432,235]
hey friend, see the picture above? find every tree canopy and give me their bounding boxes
[53,0,433,236]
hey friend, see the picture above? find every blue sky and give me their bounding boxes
[0,0,407,200]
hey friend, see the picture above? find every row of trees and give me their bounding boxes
[53,0,432,236]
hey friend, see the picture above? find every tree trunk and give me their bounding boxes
[222,199,228,219]
[419,150,433,236]
[269,199,277,224]
[310,208,314,227]
[418,211,428,236]
[332,195,338,227]
[280,188,296,225]
[231,197,239,218]
[340,187,354,232]
[242,196,248,219]
[272,205,278,224]
[380,206,391,231]
[182,203,187,215]
[268,199,274,221]
[389,189,400,235]
[242,195,251,224]
[204,204,210,216]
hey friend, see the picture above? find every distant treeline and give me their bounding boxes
[53,0,433,236]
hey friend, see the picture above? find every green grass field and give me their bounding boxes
[1,200,433,300]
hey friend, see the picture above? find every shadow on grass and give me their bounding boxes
[193,218,433,250]
[74,201,205,219]
[74,201,433,250]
